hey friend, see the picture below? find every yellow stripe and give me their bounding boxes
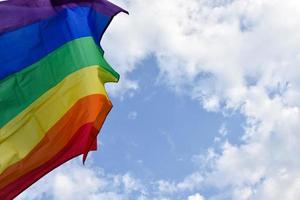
[0,66,110,173]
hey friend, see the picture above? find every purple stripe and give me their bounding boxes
[0,0,52,6]
[0,0,127,34]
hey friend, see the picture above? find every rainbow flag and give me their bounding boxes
[0,0,126,198]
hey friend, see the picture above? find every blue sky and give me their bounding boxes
[19,55,243,200]
[100,58,225,180]
[98,56,245,182]
[16,0,300,199]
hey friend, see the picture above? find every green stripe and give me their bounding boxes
[0,37,119,128]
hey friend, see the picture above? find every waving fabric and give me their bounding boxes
[0,0,126,199]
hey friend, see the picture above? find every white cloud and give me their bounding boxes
[128,111,138,120]
[16,159,146,200]
[104,0,300,199]
[157,180,178,194]
[187,193,205,200]
[157,172,203,194]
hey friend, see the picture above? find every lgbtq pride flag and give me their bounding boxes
[0,0,126,198]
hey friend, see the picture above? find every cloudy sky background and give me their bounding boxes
[16,0,300,199]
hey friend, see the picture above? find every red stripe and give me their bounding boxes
[0,123,99,200]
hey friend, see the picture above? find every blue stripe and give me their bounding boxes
[0,6,110,80]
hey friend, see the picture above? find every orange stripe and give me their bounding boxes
[0,94,112,189]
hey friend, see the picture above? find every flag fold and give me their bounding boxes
[0,0,126,199]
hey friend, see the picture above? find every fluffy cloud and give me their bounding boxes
[188,193,205,200]
[103,0,300,199]
[128,111,138,120]
[157,172,203,194]
[16,159,146,200]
